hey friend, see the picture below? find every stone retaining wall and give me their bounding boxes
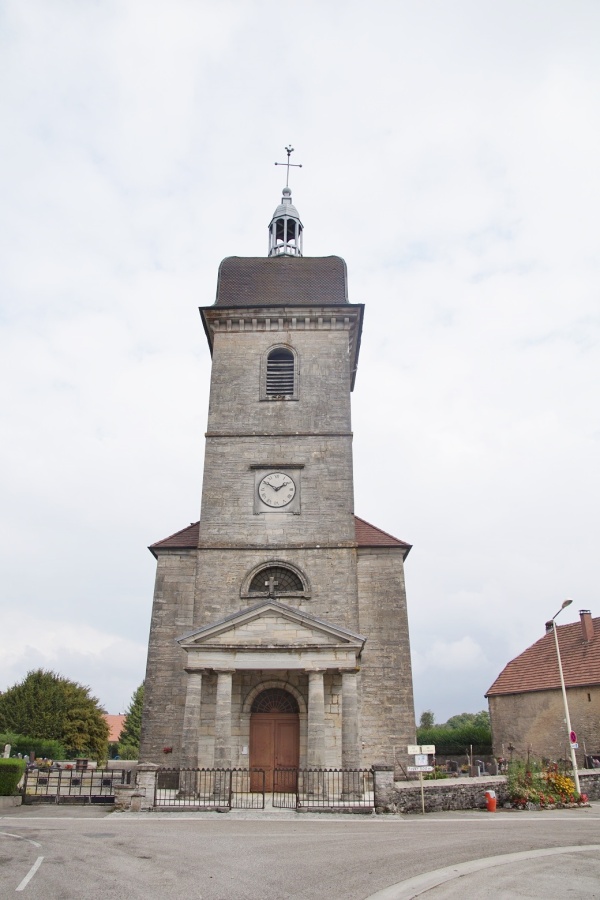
[373,768,600,813]
[580,771,600,800]
[382,778,508,814]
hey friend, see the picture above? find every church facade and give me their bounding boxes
[139,183,415,779]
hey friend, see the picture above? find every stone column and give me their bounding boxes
[213,669,235,768]
[372,765,395,812]
[341,669,360,769]
[135,763,160,811]
[307,669,326,768]
[182,669,204,768]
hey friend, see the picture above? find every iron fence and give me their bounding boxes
[22,767,130,803]
[273,768,374,809]
[154,768,265,809]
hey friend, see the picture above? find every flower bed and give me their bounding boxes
[506,759,589,809]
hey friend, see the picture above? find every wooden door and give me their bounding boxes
[250,713,299,791]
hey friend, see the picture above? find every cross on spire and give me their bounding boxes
[265,575,279,597]
[274,145,302,188]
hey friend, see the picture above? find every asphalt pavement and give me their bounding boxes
[1,803,599,898]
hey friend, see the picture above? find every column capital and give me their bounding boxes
[305,667,327,675]
[213,668,236,675]
[339,667,360,674]
[184,667,207,675]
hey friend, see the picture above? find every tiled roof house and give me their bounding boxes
[104,714,126,743]
[486,610,600,765]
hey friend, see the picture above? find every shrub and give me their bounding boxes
[0,732,66,761]
[416,724,492,756]
[0,758,26,796]
[423,766,448,780]
[116,743,138,760]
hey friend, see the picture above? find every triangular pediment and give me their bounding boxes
[177,600,365,651]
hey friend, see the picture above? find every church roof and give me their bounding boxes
[486,614,600,697]
[150,515,411,556]
[353,516,412,551]
[214,256,348,306]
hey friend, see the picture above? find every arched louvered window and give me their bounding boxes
[249,565,304,595]
[251,688,299,714]
[265,347,296,398]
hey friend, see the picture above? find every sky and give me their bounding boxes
[1,0,599,724]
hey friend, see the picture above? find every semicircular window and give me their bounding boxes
[251,688,299,714]
[249,565,304,595]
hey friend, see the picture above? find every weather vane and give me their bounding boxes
[274,145,302,188]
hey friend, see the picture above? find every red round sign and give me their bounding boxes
[570,731,577,743]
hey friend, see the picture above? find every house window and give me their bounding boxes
[263,346,297,400]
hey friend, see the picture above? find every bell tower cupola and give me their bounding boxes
[268,145,303,257]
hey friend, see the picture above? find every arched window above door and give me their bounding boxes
[251,688,299,714]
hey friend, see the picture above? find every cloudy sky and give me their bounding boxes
[1,0,598,724]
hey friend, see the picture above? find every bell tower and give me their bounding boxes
[140,155,415,777]
[268,145,303,257]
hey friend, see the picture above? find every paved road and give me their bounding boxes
[1,804,599,898]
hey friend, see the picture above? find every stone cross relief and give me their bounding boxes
[265,576,278,597]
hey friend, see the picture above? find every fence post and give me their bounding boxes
[372,765,395,811]
[135,763,160,811]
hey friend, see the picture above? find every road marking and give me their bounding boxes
[16,856,44,892]
[0,832,42,848]
[362,844,600,899]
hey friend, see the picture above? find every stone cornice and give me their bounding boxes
[200,303,364,391]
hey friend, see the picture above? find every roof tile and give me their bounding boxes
[104,714,126,743]
[150,516,410,553]
[214,256,348,306]
[486,616,600,696]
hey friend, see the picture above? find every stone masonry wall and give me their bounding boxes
[357,548,415,773]
[193,547,359,633]
[200,326,355,550]
[489,686,600,767]
[139,550,197,763]
[379,772,600,813]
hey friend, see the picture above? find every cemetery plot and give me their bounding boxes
[22,767,131,803]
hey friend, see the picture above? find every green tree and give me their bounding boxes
[117,683,144,758]
[419,710,435,728]
[0,670,109,761]
[444,710,490,729]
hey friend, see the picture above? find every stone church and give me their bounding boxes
[139,179,416,782]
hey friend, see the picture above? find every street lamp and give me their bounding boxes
[546,599,581,794]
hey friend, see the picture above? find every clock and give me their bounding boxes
[258,472,297,508]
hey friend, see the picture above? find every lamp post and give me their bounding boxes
[547,599,581,794]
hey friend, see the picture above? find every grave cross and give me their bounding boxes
[274,145,302,188]
[265,576,279,597]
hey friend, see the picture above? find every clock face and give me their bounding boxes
[258,472,297,508]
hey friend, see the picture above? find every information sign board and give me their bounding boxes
[407,744,436,755]
[407,766,434,772]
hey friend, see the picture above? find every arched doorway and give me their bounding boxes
[249,688,299,791]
